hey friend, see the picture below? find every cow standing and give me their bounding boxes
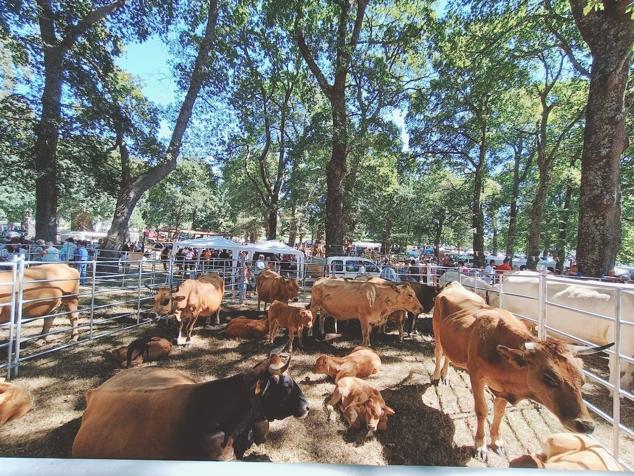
[197,272,225,325]
[72,351,309,460]
[432,282,609,459]
[0,264,80,342]
[256,270,299,311]
[152,279,223,345]
[267,300,313,352]
[310,278,423,346]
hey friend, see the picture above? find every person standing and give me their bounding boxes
[484,259,496,284]
[42,242,60,262]
[75,241,89,285]
[31,239,46,261]
[380,261,400,282]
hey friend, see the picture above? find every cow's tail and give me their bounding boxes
[126,336,152,368]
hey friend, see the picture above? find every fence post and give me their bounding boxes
[498,273,504,309]
[613,287,622,461]
[6,261,18,380]
[537,270,546,340]
[168,256,174,286]
[12,258,25,378]
[89,260,97,339]
[151,260,156,286]
[136,260,143,325]
[474,270,479,295]
[458,267,462,284]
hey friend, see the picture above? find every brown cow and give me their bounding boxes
[0,264,79,342]
[112,336,173,368]
[0,381,32,427]
[509,433,622,471]
[267,300,313,352]
[256,270,299,311]
[310,277,423,346]
[326,376,394,436]
[312,346,381,382]
[225,317,268,340]
[197,273,225,325]
[432,281,609,460]
[72,352,309,460]
[152,279,223,345]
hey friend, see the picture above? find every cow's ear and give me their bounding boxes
[173,296,186,302]
[497,345,530,368]
[383,405,395,416]
[254,378,271,396]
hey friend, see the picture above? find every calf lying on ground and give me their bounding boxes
[225,317,268,340]
[326,376,394,436]
[0,381,32,427]
[312,347,381,382]
[509,433,622,471]
[268,300,313,352]
[112,336,173,368]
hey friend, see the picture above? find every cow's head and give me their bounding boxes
[284,278,300,300]
[394,284,423,314]
[152,286,182,316]
[359,394,395,434]
[312,355,330,375]
[497,340,613,434]
[252,352,309,421]
[298,309,313,328]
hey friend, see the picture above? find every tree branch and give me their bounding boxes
[61,0,125,51]
[294,2,332,97]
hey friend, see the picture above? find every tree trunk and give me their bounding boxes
[266,204,278,240]
[491,211,498,255]
[526,170,551,270]
[34,45,63,242]
[472,147,486,268]
[506,144,527,261]
[570,0,634,277]
[100,0,218,256]
[434,218,444,259]
[325,93,347,256]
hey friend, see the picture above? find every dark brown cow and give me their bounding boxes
[256,270,299,311]
[432,282,610,460]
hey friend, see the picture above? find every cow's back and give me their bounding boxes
[311,280,375,321]
[73,367,196,459]
[197,273,225,295]
[177,279,222,317]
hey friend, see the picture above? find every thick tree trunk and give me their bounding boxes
[556,184,573,272]
[100,0,218,256]
[325,94,347,256]
[491,211,498,255]
[526,172,550,270]
[266,204,278,240]
[472,147,486,268]
[434,219,444,259]
[34,46,63,242]
[570,0,634,277]
[506,144,528,262]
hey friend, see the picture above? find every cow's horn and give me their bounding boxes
[269,343,287,357]
[269,353,292,375]
[524,342,537,351]
[572,342,614,355]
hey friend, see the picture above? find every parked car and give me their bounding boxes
[326,256,381,279]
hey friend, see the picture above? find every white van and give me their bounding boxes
[326,256,382,279]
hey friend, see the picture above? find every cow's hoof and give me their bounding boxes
[491,440,506,457]
[475,444,488,461]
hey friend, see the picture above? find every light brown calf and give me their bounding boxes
[509,433,622,471]
[225,317,268,340]
[326,376,394,436]
[267,300,313,352]
[312,347,381,382]
[0,381,32,427]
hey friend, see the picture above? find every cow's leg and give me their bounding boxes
[257,297,261,311]
[489,397,508,456]
[333,317,338,334]
[343,406,360,429]
[325,388,342,422]
[432,338,445,385]
[297,326,303,348]
[65,296,80,341]
[38,315,57,346]
[185,315,199,345]
[361,318,371,347]
[267,320,278,344]
[214,308,220,326]
[175,313,186,346]
[288,329,295,353]
[470,375,489,460]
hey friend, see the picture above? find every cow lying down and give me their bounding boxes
[0,380,32,427]
[72,351,309,460]
[326,376,394,436]
[509,433,622,471]
[225,317,268,340]
[312,347,381,382]
[112,336,173,368]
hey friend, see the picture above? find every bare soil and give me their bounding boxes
[0,292,632,469]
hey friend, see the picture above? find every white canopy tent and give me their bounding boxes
[171,237,304,283]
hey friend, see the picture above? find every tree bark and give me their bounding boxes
[472,142,486,268]
[34,0,124,241]
[506,138,532,262]
[295,0,368,257]
[266,204,278,240]
[556,182,574,273]
[526,169,550,270]
[570,0,634,277]
[491,209,498,255]
[100,0,218,256]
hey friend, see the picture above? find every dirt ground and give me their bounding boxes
[1,292,632,469]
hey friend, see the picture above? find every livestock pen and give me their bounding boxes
[0,259,632,469]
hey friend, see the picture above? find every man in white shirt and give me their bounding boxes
[255,254,266,275]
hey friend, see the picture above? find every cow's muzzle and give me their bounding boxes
[564,418,595,434]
